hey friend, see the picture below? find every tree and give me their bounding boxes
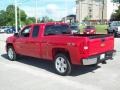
[27,17,36,23]
[112,0,120,3]
[0,10,7,26]
[41,16,54,23]
[0,5,28,26]
[110,6,120,21]
[25,17,36,25]
[6,5,16,25]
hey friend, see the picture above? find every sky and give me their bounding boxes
[0,0,119,20]
[0,0,76,20]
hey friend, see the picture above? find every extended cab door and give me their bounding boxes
[14,26,32,56]
[26,25,41,58]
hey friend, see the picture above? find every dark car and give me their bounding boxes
[107,21,120,37]
[5,26,18,34]
[70,25,80,34]
[83,26,96,34]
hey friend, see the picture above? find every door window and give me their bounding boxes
[32,25,40,37]
[20,26,31,37]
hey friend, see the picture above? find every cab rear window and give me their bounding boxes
[44,24,70,35]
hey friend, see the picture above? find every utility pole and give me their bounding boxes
[65,0,67,23]
[19,7,21,28]
[35,0,38,23]
[101,0,105,24]
[15,0,18,33]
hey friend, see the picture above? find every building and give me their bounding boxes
[62,15,76,23]
[76,0,107,23]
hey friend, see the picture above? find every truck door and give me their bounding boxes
[14,26,32,56]
[26,25,41,58]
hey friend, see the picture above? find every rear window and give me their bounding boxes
[86,26,95,29]
[70,26,78,30]
[44,24,70,35]
[111,21,120,26]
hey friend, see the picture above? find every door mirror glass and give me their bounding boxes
[14,33,19,37]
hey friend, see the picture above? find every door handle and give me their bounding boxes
[41,41,47,43]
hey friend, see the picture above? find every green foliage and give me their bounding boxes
[40,16,54,23]
[20,10,27,21]
[84,16,91,21]
[0,5,33,26]
[111,6,120,21]
[27,17,36,23]
[0,10,7,26]
[111,0,120,3]
[0,5,55,26]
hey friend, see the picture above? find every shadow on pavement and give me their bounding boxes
[70,65,101,76]
[1,54,101,76]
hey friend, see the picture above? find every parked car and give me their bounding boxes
[0,26,6,33]
[4,26,16,34]
[83,26,96,34]
[6,22,115,75]
[108,21,120,37]
[70,25,80,34]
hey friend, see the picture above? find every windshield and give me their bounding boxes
[112,21,120,26]
[86,26,95,29]
[45,24,70,35]
[70,26,78,30]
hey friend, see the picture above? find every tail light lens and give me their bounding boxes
[84,46,88,50]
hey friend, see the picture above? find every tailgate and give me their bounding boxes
[88,35,114,56]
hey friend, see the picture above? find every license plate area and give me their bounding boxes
[100,54,105,60]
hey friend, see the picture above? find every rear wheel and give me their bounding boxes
[113,31,117,37]
[7,46,17,61]
[54,54,71,76]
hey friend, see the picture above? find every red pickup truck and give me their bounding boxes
[6,22,115,75]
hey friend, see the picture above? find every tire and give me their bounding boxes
[89,64,98,67]
[113,31,117,37]
[54,53,72,76]
[107,31,111,34]
[7,46,17,61]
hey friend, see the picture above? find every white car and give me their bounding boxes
[0,28,5,33]
[108,21,120,37]
[70,25,80,34]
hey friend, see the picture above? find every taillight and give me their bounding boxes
[91,30,94,32]
[84,46,88,50]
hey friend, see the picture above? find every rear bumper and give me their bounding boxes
[82,50,116,65]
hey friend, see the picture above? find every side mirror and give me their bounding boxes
[14,33,19,37]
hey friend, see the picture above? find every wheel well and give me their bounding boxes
[52,48,70,60]
[6,43,13,49]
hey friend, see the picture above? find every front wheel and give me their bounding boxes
[7,46,17,61]
[54,54,72,76]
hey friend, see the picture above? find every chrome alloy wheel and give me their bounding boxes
[55,57,68,74]
[8,48,14,60]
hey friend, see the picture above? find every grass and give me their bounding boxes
[80,24,108,34]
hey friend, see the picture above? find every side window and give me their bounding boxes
[20,26,31,37]
[45,26,57,35]
[44,25,70,35]
[32,25,40,37]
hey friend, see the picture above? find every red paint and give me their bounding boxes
[6,23,115,65]
[83,26,96,34]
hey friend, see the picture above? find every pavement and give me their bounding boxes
[0,33,120,90]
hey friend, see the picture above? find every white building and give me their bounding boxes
[76,0,107,22]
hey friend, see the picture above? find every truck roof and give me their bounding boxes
[29,22,68,26]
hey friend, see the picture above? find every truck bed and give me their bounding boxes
[72,34,113,39]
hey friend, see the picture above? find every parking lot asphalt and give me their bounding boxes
[0,33,120,90]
